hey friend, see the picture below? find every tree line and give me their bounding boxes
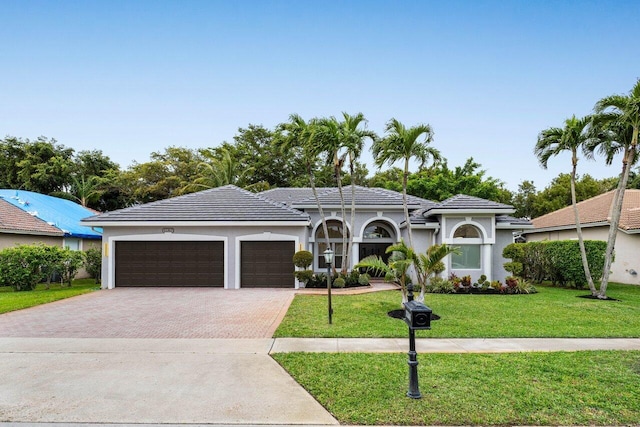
[1,104,638,219]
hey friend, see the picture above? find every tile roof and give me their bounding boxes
[0,190,100,239]
[0,199,64,236]
[83,185,311,223]
[426,194,514,212]
[531,189,640,232]
[259,188,334,206]
[272,185,434,208]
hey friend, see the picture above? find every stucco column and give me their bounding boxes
[351,242,360,269]
[483,244,492,280]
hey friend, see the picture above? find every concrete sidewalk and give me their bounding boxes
[2,337,639,426]
[0,338,338,425]
[270,337,640,353]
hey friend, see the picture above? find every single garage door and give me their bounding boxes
[115,241,224,287]
[241,241,295,288]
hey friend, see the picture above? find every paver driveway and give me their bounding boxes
[0,288,295,338]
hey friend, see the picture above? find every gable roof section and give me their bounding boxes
[423,194,515,215]
[0,190,101,239]
[530,189,640,233]
[83,185,310,224]
[0,199,64,236]
[259,187,334,206]
[267,185,435,209]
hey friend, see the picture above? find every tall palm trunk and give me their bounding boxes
[345,154,357,275]
[600,127,638,297]
[308,162,331,259]
[570,151,596,295]
[334,160,348,274]
[403,158,413,248]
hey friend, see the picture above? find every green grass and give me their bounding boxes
[274,283,640,338]
[0,279,99,314]
[273,350,640,425]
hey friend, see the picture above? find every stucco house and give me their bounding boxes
[0,189,102,252]
[522,189,640,285]
[82,185,532,289]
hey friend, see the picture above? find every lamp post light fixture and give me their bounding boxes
[323,247,334,324]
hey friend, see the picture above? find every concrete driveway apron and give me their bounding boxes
[0,288,338,425]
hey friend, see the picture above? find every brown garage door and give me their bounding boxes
[115,241,224,287]
[241,241,295,288]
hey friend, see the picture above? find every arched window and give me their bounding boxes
[316,220,348,268]
[363,224,392,239]
[451,224,482,270]
[453,224,480,238]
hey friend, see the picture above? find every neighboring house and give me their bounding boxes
[0,190,102,253]
[82,185,532,289]
[522,189,640,285]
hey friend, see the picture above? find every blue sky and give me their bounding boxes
[2,0,639,191]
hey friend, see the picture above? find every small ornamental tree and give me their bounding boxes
[84,247,102,284]
[59,249,85,286]
[293,250,313,269]
[293,250,314,286]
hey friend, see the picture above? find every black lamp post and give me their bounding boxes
[323,248,334,324]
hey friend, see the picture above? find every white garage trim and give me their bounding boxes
[235,232,299,289]
[107,233,229,290]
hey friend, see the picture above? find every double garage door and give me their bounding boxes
[115,240,294,288]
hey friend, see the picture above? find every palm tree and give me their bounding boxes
[372,119,439,248]
[589,79,640,298]
[183,147,256,193]
[355,240,416,303]
[534,115,598,296]
[277,115,332,252]
[338,112,377,273]
[415,243,460,302]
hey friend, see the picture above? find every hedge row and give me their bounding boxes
[503,240,607,288]
[0,244,102,291]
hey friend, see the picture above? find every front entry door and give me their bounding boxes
[359,243,392,277]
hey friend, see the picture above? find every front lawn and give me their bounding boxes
[275,283,640,338]
[0,279,98,314]
[273,350,640,426]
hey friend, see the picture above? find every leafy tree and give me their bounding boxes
[512,180,538,219]
[406,157,512,203]
[372,119,439,248]
[534,115,597,295]
[367,167,404,192]
[532,173,607,218]
[12,137,75,194]
[0,136,28,189]
[124,146,202,203]
[589,79,640,298]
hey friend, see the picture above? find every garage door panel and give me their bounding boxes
[116,241,224,287]
[241,241,295,288]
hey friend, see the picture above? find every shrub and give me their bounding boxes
[344,270,361,287]
[0,245,45,291]
[306,273,327,288]
[426,276,454,293]
[0,244,86,291]
[503,261,523,277]
[59,249,84,286]
[333,277,346,288]
[84,247,102,284]
[293,250,313,269]
[515,277,537,294]
[358,273,371,286]
[294,270,314,285]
